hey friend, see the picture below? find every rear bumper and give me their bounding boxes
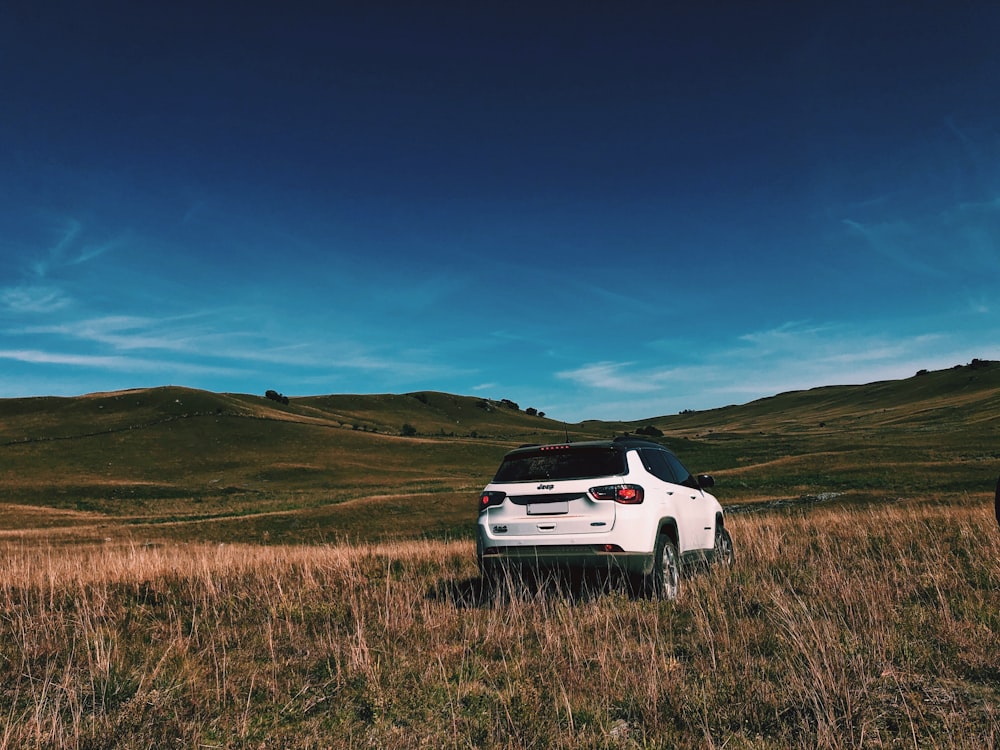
[477,543,654,576]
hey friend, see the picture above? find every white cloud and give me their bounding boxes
[0,348,235,376]
[0,349,125,367]
[22,315,199,352]
[1,286,72,313]
[15,309,474,390]
[556,361,662,393]
[737,320,833,350]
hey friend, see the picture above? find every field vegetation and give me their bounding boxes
[0,361,998,746]
[1,502,997,748]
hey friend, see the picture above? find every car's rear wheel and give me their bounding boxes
[636,534,680,600]
[713,525,735,566]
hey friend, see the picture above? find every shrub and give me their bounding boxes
[265,389,289,405]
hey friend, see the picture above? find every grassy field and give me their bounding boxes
[0,501,997,748]
[0,361,998,746]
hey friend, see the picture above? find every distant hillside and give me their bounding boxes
[645,359,1000,510]
[654,358,1000,435]
[1,361,997,544]
[0,386,610,544]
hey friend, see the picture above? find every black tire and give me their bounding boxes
[713,525,735,566]
[638,534,680,600]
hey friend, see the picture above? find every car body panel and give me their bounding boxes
[480,479,617,537]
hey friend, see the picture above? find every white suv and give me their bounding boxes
[476,437,733,598]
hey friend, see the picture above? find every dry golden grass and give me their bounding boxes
[1,499,997,749]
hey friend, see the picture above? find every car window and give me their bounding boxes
[664,452,698,489]
[638,448,678,483]
[493,446,627,482]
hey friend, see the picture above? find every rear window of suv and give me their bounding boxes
[492,445,627,482]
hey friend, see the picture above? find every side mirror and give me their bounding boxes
[697,474,715,489]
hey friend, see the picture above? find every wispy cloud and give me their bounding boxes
[569,280,664,316]
[735,322,953,372]
[1,286,72,314]
[841,218,942,277]
[19,315,210,353]
[556,361,665,393]
[12,308,473,389]
[38,218,83,276]
[967,295,990,315]
[737,320,834,351]
[70,239,119,266]
[0,348,237,377]
[0,349,128,367]
[3,217,120,320]
[840,121,1000,282]
[953,195,1000,216]
[26,217,119,279]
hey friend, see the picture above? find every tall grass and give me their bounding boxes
[1,502,997,748]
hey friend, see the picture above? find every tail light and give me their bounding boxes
[589,484,644,504]
[479,491,506,513]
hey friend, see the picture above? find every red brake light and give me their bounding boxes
[589,484,644,504]
[616,486,641,503]
[479,491,506,512]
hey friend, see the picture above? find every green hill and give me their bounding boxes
[1,361,998,544]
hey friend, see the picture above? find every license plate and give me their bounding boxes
[527,501,569,515]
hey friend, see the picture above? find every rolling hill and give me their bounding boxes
[1,360,997,544]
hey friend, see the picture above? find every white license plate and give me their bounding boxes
[527,501,569,515]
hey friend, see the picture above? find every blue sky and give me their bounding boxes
[2,2,999,422]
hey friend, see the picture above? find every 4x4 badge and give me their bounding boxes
[537,484,554,490]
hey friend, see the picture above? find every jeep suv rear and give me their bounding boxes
[476,437,733,599]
